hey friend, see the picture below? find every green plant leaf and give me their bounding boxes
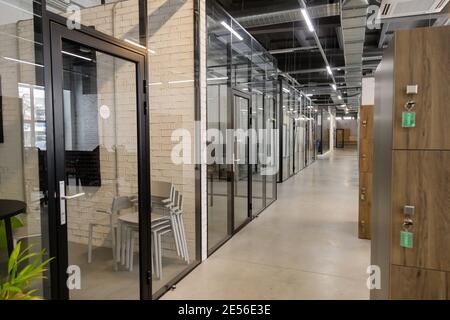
[1,244,53,300]
[7,242,21,275]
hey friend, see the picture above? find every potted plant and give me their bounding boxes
[0,242,53,300]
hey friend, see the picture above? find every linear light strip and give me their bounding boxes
[326,66,333,75]
[124,39,156,54]
[221,21,243,41]
[168,79,195,84]
[0,0,41,18]
[3,56,43,68]
[62,50,92,62]
[300,9,315,32]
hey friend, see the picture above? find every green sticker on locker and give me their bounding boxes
[402,112,416,128]
[400,231,413,248]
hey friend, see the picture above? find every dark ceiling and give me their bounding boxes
[216,0,449,109]
[216,0,382,108]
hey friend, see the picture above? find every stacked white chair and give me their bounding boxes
[151,186,189,279]
[87,196,134,271]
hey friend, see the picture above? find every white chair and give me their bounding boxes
[12,214,41,248]
[87,196,134,271]
[151,220,171,279]
[122,185,175,271]
[151,191,190,279]
[172,193,189,263]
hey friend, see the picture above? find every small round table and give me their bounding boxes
[0,200,27,256]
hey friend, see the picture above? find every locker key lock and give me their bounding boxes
[403,205,415,217]
[403,218,414,229]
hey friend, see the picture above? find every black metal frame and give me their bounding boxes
[206,1,278,256]
[278,77,317,183]
[150,0,203,299]
[231,89,252,232]
[31,0,204,301]
[207,89,253,257]
[48,19,150,300]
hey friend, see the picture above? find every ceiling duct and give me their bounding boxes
[377,0,449,19]
[341,0,369,108]
[236,3,340,29]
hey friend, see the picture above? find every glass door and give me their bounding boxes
[232,92,251,231]
[50,22,150,300]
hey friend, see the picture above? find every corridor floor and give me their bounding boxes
[162,148,371,300]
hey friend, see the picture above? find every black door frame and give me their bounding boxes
[230,89,252,234]
[46,16,151,300]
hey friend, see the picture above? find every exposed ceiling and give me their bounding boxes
[218,0,450,112]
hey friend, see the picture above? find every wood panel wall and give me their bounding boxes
[358,105,373,239]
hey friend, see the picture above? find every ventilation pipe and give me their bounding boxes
[341,0,369,108]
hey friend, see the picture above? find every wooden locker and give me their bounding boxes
[358,172,372,239]
[448,274,450,299]
[391,150,450,272]
[358,105,374,240]
[372,26,450,300]
[359,139,373,173]
[392,27,450,150]
[359,106,373,141]
[390,265,447,300]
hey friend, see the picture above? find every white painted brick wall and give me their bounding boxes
[0,0,208,261]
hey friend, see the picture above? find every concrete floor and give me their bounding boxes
[162,148,371,300]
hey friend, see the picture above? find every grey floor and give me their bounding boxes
[67,241,190,299]
[162,148,371,300]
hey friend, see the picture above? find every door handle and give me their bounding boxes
[61,193,85,200]
[59,180,85,226]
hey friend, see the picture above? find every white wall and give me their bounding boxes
[362,77,375,106]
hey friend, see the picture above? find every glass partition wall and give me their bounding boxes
[206,2,278,254]
[317,108,330,155]
[0,0,200,300]
[278,78,316,183]
[0,0,49,298]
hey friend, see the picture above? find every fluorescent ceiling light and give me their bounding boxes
[221,21,243,41]
[326,66,333,75]
[0,0,41,18]
[3,56,43,68]
[149,82,163,86]
[168,79,194,84]
[301,9,315,32]
[62,50,92,62]
[331,84,337,91]
[282,88,290,94]
[305,94,313,97]
[124,39,156,54]
[207,76,228,81]
[343,116,353,120]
